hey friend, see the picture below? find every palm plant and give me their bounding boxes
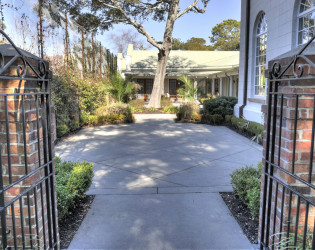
[177,75,200,101]
[107,72,139,103]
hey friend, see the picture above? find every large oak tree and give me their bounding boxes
[65,0,210,108]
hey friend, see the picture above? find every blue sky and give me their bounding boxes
[102,0,241,51]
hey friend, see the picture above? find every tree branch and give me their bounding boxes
[97,0,163,50]
[176,0,199,19]
[176,0,210,19]
[193,0,210,13]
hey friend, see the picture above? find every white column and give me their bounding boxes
[219,78,223,96]
[211,79,215,95]
[229,75,234,97]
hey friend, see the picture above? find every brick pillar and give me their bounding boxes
[0,46,58,248]
[260,51,315,247]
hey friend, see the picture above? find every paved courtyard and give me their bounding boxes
[56,114,262,249]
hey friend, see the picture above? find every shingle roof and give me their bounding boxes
[130,50,239,70]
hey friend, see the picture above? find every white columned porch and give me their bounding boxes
[219,78,223,96]
[229,75,234,97]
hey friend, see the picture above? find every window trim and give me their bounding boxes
[254,13,267,97]
[297,0,315,45]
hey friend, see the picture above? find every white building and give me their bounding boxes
[234,0,314,123]
[118,44,239,102]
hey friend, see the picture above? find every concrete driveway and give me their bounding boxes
[56,114,262,249]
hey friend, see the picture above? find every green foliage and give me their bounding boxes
[172,37,211,50]
[70,120,80,132]
[161,96,172,108]
[85,104,134,125]
[203,114,224,125]
[51,71,79,129]
[247,186,260,220]
[107,72,138,103]
[163,105,179,113]
[271,227,313,249]
[147,107,156,111]
[230,116,264,143]
[203,96,238,118]
[55,157,94,220]
[107,103,134,123]
[76,76,108,115]
[176,102,199,121]
[51,69,109,134]
[177,76,201,101]
[230,162,262,220]
[225,115,233,123]
[56,124,68,138]
[79,112,89,126]
[67,161,94,197]
[209,19,241,51]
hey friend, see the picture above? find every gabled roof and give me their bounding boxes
[130,50,239,70]
[119,44,239,77]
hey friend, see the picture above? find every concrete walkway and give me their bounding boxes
[56,114,263,249]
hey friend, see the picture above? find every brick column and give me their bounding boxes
[260,52,315,247]
[0,47,58,248]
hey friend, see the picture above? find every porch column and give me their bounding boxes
[219,77,223,96]
[229,75,234,97]
[211,79,215,95]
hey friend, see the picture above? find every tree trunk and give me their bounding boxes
[148,0,180,108]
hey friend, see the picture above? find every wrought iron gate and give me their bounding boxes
[260,37,315,249]
[0,31,58,248]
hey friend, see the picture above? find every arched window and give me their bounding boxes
[298,0,315,45]
[254,13,267,96]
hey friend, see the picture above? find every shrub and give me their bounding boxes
[247,186,261,219]
[69,120,80,132]
[163,105,179,113]
[192,113,202,122]
[107,103,134,123]
[230,163,261,203]
[147,107,156,111]
[161,97,172,108]
[176,102,199,121]
[203,96,238,118]
[55,157,94,220]
[79,112,89,126]
[88,115,98,126]
[129,99,145,110]
[203,114,224,125]
[67,161,94,197]
[225,115,233,123]
[230,116,264,143]
[56,124,68,138]
[230,162,262,219]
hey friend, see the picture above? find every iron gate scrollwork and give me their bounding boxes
[260,37,315,249]
[0,30,58,248]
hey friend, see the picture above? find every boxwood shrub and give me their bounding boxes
[203,96,238,117]
[55,157,94,220]
[230,162,262,219]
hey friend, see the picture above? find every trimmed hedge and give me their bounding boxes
[55,157,94,220]
[230,162,262,219]
[229,116,264,143]
[203,96,238,117]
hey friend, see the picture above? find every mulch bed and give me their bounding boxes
[220,192,259,244]
[59,195,95,249]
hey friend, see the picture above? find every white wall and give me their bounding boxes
[235,0,298,124]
